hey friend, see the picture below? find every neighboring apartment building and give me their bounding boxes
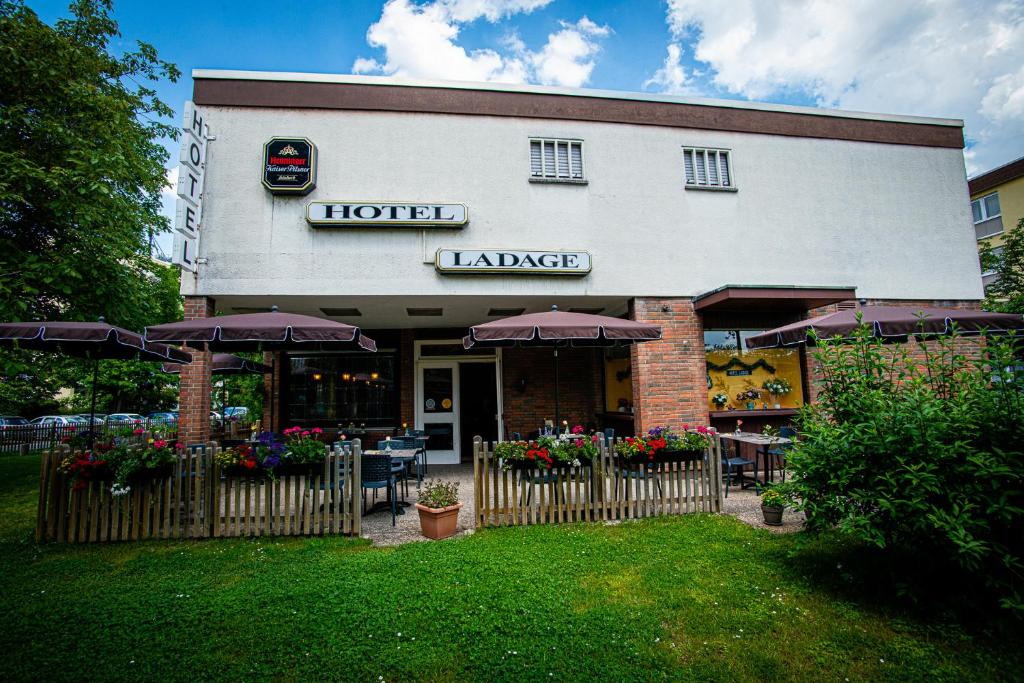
[969,155,1024,289]
[171,70,984,456]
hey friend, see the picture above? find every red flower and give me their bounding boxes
[243,458,257,470]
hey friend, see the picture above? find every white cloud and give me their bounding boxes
[353,0,609,87]
[163,166,178,199]
[654,0,1024,174]
[643,43,696,95]
[531,17,611,87]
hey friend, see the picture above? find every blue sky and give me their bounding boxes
[29,0,1024,255]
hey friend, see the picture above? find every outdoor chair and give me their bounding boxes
[308,443,349,509]
[614,462,663,501]
[721,439,756,497]
[393,435,425,484]
[361,453,398,526]
[766,426,796,482]
[377,440,411,500]
[604,427,615,443]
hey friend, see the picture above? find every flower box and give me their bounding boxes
[654,449,705,463]
[126,463,174,483]
[275,461,326,477]
[221,464,269,478]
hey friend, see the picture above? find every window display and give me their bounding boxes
[705,330,804,411]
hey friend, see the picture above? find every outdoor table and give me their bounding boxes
[718,431,792,489]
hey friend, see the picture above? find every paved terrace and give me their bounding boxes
[360,465,804,546]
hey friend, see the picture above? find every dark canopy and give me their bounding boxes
[464,309,662,348]
[145,310,377,352]
[745,306,1024,349]
[162,353,271,375]
[0,320,191,362]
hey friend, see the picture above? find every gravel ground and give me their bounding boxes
[358,465,477,547]
[359,466,802,546]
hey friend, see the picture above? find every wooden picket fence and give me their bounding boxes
[36,442,362,543]
[473,436,722,527]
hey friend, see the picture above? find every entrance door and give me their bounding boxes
[458,362,499,463]
[417,362,459,463]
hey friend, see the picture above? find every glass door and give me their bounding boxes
[417,362,459,464]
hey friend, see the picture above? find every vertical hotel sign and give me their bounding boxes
[172,102,209,273]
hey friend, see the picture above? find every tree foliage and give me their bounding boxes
[0,1,182,416]
[789,327,1024,613]
[981,217,1024,314]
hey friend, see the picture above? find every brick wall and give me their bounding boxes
[178,297,215,444]
[629,298,709,432]
[261,351,283,432]
[500,346,602,437]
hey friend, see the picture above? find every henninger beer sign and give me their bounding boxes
[263,138,317,195]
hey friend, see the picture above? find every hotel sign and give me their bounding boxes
[435,249,591,275]
[307,202,468,227]
[173,101,209,272]
[263,138,317,195]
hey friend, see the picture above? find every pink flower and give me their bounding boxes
[301,430,310,437]
[339,434,347,440]
[571,424,584,435]
[575,439,583,448]
[312,427,323,434]
[133,428,145,435]
[592,434,599,443]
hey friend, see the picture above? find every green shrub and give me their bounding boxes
[790,326,1024,612]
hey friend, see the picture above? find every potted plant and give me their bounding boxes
[711,393,729,410]
[278,427,326,475]
[760,485,787,526]
[762,377,792,409]
[416,479,462,540]
[736,387,761,410]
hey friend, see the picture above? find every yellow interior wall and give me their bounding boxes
[604,357,633,412]
[706,348,804,411]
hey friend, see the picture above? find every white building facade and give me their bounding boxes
[175,70,983,461]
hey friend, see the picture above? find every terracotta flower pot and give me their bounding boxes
[415,502,463,540]
[761,504,784,526]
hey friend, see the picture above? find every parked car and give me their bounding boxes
[106,413,145,426]
[147,412,178,425]
[0,416,29,430]
[223,406,250,421]
[29,415,89,438]
[75,415,106,426]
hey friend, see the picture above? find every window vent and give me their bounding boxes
[836,301,857,310]
[320,308,362,317]
[683,147,735,190]
[487,308,526,317]
[530,138,584,181]
[568,307,605,314]
[406,308,444,317]
[231,307,273,313]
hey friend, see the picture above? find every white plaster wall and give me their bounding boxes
[187,106,983,301]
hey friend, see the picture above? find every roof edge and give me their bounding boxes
[191,69,964,129]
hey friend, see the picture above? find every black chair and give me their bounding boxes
[361,453,398,526]
[721,439,756,497]
[377,439,411,500]
[392,436,424,484]
[766,426,797,482]
[309,443,349,509]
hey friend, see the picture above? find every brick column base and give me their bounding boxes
[629,298,709,432]
[262,351,283,432]
[178,296,215,445]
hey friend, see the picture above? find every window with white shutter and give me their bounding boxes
[682,147,736,191]
[529,138,586,182]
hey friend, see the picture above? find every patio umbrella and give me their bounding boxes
[161,353,272,415]
[464,305,662,431]
[145,306,377,429]
[744,306,1024,349]
[0,319,192,446]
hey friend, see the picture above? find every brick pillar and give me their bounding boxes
[262,351,283,432]
[178,296,215,445]
[629,297,709,432]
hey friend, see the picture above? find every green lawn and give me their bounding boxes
[0,456,1019,682]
